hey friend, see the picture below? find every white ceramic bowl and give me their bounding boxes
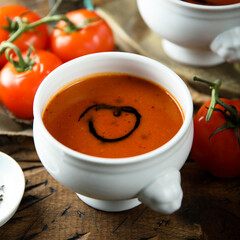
[137,0,240,66]
[33,52,193,214]
[0,152,25,227]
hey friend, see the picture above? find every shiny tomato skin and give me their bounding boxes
[191,99,240,178]
[0,50,62,119]
[50,9,114,62]
[0,5,49,67]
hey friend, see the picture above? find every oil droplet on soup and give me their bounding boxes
[42,73,184,158]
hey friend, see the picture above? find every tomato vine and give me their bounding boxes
[193,76,240,147]
[0,0,101,70]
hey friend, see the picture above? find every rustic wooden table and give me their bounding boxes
[0,1,240,240]
[0,136,240,240]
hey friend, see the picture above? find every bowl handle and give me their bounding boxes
[210,26,240,63]
[137,168,183,214]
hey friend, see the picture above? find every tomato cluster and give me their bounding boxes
[0,5,114,119]
[0,5,49,68]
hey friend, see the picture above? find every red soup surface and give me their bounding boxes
[42,73,184,158]
[181,0,240,5]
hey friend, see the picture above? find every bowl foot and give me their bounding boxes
[76,193,141,212]
[162,40,224,67]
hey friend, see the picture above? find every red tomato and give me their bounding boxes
[0,50,62,119]
[0,5,49,67]
[50,9,114,62]
[191,99,240,178]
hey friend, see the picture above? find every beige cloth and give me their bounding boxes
[0,102,33,136]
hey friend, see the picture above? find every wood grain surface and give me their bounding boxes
[0,136,240,240]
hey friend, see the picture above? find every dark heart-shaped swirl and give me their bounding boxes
[78,104,141,142]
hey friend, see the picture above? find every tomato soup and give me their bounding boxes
[42,73,184,158]
[181,0,240,5]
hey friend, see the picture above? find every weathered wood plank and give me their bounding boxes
[0,136,239,240]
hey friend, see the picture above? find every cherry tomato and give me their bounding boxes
[50,9,114,62]
[0,50,62,119]
[0,5,49,67]
[191,99,240,178]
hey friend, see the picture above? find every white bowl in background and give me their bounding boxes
[137,0,240,66]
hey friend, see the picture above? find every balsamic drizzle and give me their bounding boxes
[78,104,141,142]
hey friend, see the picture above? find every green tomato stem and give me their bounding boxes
[28,14,76,30]
[0,0,101,72]
[193,76,240,123]
[0,1,77,56]
[0,7,100,55]
[194,76,240,147]
[207,79,219,121]
[2,42,35,72]
[4,14,76,46]
[6,17,29,43]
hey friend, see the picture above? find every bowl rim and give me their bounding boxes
[168,0,240,10]
[0,152,25,227]
[33,52,193,165]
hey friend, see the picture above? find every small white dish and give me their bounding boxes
[0,152,25,227]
